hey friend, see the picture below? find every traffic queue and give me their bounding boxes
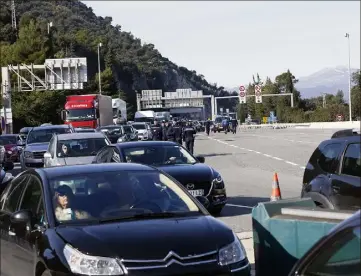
[0,119,251,276]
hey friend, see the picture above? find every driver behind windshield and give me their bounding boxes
[54,185,90,221]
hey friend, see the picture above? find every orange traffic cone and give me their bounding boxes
[271,172,282,201]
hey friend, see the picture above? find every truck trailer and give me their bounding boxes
[112,98,127,124]
[134,110,155,124]
[61,94,113,129]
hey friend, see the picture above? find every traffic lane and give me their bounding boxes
[210,129,330,170]
[195,134,301,233]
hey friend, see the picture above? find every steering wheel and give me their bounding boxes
[130,200,162,213]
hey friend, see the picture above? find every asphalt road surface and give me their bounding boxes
[7,127,338,234]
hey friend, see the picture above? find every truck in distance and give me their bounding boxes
[61,94,113,129]
[112,98,127,124]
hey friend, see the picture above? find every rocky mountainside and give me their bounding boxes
[296,66,359,99]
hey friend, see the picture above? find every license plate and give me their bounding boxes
[188,189,204,197]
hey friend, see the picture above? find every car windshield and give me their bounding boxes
[99,127,123,135]
[57,138,108,157]
[0,136,17,145]
[122,145,198,166]
[49,170,200,224]
[27,128,71,144]
[66,108,95,121]
[132,124,146,130]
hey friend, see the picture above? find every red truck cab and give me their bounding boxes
[61,94,113,129]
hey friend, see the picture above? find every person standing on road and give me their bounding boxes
[152,120,163,141]
[163,120,176,142]
[231,118,238,134]
[222,118,229,134]
[183,121,196,154]
[174,122,183,144]
[205,118,211,136]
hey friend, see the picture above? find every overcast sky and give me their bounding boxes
[83,1,360,88]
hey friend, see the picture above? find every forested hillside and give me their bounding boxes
[0,0,360,130]
[0,0,236,129]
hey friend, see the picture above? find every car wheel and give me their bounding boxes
[209,206,223,216]
[303,192,335,209]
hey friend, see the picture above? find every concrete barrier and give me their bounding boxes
[239,121,360,130]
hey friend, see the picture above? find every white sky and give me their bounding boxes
[83,1,360,88]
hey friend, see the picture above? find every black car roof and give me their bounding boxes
[37,163,155,179]
[322,134,361,145]
[113,141,179,149]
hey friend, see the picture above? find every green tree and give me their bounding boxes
[351,70,361,119]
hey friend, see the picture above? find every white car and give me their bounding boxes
[131,122,153,140]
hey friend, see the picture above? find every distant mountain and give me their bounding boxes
[296,66,359,99]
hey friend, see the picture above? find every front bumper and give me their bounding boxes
[22,157,44,169]
[51,258,251,276]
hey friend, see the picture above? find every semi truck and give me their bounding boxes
[134,110,155,124]
[112,98,127,124]
[61,94,113,129]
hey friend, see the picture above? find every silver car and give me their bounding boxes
[43,132,110,167]
[20,124,75,170]
[131,122,153,140]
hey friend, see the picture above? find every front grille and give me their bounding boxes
[33,151,46,159]
[182,181,212,196]
[122,250,218,271]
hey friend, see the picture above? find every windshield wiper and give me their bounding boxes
[99,212,191,223]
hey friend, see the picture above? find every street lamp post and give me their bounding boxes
[47,22,53,34]
[345,33,352,122]
[97,42,102,95]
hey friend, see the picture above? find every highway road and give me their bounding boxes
[194,127,339,234]
[7,127,338,235]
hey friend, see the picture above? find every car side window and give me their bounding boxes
[341,143,361,178]
[2,175,29,212]
[318,143,342,173]
[96,147,110,163]
[19,175,43,222]
[302,226,360,276]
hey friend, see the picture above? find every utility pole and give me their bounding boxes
[345,33,352,121]
[11,0,17,29]
[97,43,102,94]
[322,93,326,108]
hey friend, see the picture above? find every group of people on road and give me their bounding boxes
[151,120,197,154]
[204,117,238,135]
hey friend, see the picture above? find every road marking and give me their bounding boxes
[205,136,305,170]
[226,204,253,209]
[249,134,317,144]
[285,161,298,166]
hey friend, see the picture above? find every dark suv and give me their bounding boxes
[302,128,361,210]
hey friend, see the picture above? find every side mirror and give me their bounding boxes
[3,161,14,171]
[10,209,32,224]
[43,152,52,159]
[196,196,210,209]
[196,156,205,163]
[60,110,67,121]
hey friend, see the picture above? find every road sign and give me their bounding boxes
[255,85,262,103]
[239,85,246,104]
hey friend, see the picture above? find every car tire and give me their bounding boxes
[209,206,223,216]
[303,192,335,209]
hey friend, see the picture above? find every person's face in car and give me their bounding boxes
[62,144,68,155]
[57,193,69,209]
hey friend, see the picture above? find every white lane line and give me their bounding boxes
[249,134,317,144]
[272,157,283,161]
[226,204,253,209]
[206,136,303,170]
[286,161,298,166]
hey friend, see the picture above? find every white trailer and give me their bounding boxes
[134,110,155,124]
[112,98,127,124]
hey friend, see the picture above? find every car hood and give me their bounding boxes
[157,163,216,184]
[25,143,49,152]
[55,215,233,259]
[58,156,95,166]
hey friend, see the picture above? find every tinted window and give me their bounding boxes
[57,138,108,157]
[122,126,133,134]
[95,147,111,163]
[3,176,29,212]
[0,136,17,145]
[341,143,361,178]
[303,227,360,276]
[20,176,42,215]
[132,124,146,130]
[318,143,342,173]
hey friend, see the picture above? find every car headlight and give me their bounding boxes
[218,233,247,266]
[117,137,123,143]
[63,244,124,275]
[24,151,33,158]
[212,174,224,188]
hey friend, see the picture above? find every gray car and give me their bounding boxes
[43,132,110,167]
[20,124,74,170]
[131,122,153,140]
